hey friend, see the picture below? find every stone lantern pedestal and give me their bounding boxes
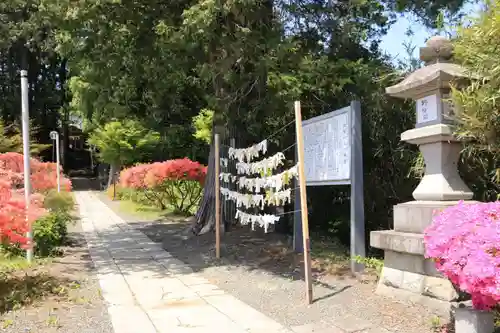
[370,36,476,315]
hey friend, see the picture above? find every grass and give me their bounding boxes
[0,254,52,274]
[309,236,352,276]
[117,199,173,220]
[0,253,70,313]
[309,235,384,278]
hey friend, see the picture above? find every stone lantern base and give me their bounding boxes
[370,200,477,317]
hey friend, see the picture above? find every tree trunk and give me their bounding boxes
[191,130,217,235]
[107,163,119,189]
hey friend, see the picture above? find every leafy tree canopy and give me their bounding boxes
[87,119,160,168]
[192,109,213,145]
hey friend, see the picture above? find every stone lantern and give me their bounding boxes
[370,36,476,315]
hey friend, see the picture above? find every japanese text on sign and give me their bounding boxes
[416,94,438,124]
[302,109,351,184]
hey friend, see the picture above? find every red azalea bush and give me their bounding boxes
[0,178,45,246]
[424,201,500,310]
[120,163,153,190]
[120,158,206,214]
[0,152,71,247]
[0,152,72,192]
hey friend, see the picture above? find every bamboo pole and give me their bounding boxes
[214,133,221,259]
[294,100,313,304]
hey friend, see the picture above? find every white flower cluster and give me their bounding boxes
[235,152,285,175]
[220,158,228,168]
[228,140,268,163]
[235,209,280,233]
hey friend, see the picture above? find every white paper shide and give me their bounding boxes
[220,187,292,208]
[236,152,285,175]
[235,210,280,233]
[220,187,265,209]
[220,164,298,191]
[228,140,268,163]
[221,140,294,233]
[220,158,228,168]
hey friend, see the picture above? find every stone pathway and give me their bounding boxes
[75,191,293,333]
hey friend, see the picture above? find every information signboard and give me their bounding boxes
[302,107,351,185]
[294,101,365,273]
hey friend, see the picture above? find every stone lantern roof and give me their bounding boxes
[386,36,471,99]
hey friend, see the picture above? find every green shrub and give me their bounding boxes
[159,179,203,215]
[43,190,74,213]
[33,212,72,256]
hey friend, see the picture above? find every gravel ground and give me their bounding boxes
[100,193,443,333]
[0,221,114,333]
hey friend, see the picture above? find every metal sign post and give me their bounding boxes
[50,131,61,193]
[214,133,221,259]
[21,70,33,263]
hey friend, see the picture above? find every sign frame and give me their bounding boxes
[293,101,366,273]
[301,105,351,186]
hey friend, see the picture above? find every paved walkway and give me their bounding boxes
[75,191,293,333]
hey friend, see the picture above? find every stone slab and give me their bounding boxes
[393,201,466,233]
[455,307,495,333]
[107,305,158,333]
[370,230,424,255]
[203,294,287,331]
[375,283,452,318]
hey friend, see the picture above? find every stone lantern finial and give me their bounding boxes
[420,36,454,64]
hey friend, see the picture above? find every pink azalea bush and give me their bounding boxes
[424,201,500,310]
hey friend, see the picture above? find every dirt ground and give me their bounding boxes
[100,193,446,333]
[0,222,113,333]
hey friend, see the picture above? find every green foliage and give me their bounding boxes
[450,1,500,200]
[155,180,203,215]
[353,255,384,276]
[88,120,160,167]
[33,191,75,257]
[32,211,72,257]
[192,109,213,144]
[43,190,75,213]
[452,4,500,149]
[107,185,151,206]
[111,180,201,215]
[0,120,50,155]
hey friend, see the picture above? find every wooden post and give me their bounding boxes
[294,101,313,304]
[113,171,116,201]
[214,133,221,259]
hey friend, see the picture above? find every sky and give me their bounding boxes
[379,15,429,61]
[379,2,483,61]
